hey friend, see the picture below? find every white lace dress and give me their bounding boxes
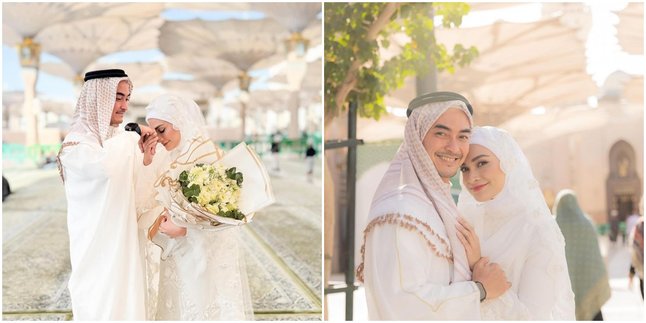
[135,140,254,320]
[155,227,254,320]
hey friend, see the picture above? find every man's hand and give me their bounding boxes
[142,134,158,166]
[472,257,511,300]
[159,215,187,238]
[456,216,481,270]
[139,125,158,166]
[138,124,157,153]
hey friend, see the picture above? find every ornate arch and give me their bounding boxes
[606,140,642,241]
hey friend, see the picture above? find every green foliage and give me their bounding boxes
[225,167,244,187]
[179,169,200,203]
[182,184,201,203]
[219,209,246,221]
[324,2,479,121]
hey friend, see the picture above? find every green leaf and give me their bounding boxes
[179,170,189,186]
[225,167,244,186]
[182,184,201,203]
[218,209,246,221]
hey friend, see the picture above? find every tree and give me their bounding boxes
[324,2,479,124]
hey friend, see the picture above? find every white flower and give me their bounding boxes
[180,163,242,219]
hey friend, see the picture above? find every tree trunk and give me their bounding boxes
[333,3,401,116]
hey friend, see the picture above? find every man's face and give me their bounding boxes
[421,108,471,183]
[110,80,130,126]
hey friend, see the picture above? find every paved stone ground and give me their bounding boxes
[2,154,322,321]
[327,235,645,321]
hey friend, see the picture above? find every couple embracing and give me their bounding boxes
[58,69,255,320]
[358,92,576,320]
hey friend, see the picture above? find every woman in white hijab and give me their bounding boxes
[456,126,575,320]
[136,94,254,320]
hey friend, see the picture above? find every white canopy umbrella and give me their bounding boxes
[386,16,597,125]
[624,76,644,104]
[615,2,644,55]
[166,55,240,93]
[89,62,164,88]
[2,3,108,39]
[159,18,287,139]
[2,3,112,146]
[159,19,286,71]
[251,5,322,138]
[161,79,218,103]
[253,3,321,33]
[165,3,251,11]
[468,3,528,11]
[42,61,164,89]
[38,17,163,81]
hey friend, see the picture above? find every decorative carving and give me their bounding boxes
[18,37,41,68]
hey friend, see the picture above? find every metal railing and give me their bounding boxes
[324,101,363,321]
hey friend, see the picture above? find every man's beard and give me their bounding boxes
[437,167,459,180]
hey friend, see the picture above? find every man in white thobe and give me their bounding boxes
[58,69,156,320]
[357,92,511,320]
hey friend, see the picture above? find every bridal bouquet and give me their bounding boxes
[154,138,274,231]
[179,164,245,221]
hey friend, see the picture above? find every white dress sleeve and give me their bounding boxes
[481,223,576,320]
[364,224,481,320]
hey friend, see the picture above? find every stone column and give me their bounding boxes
[238,72,252,141]
[285,33,308,140]
[18,37,41,147]
[288,91,300,139]
[207,96,223,128]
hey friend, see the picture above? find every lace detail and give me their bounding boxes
[357,213,452,282]
[142,237,161,319]
[155,227,252,320]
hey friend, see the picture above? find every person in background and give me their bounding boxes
[270,130,283,172]
[554,190,611,321]
[305,139,317,182]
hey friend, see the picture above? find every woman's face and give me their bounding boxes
[460,144,505,202]
[147,118,181,151]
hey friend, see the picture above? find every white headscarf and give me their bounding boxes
[68,76,132,146]
[365,100,473,283]
[145,94,210,156]
[458,126,548,235]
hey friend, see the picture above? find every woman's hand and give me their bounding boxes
[159,214,187,238]
[456,216,481,271]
